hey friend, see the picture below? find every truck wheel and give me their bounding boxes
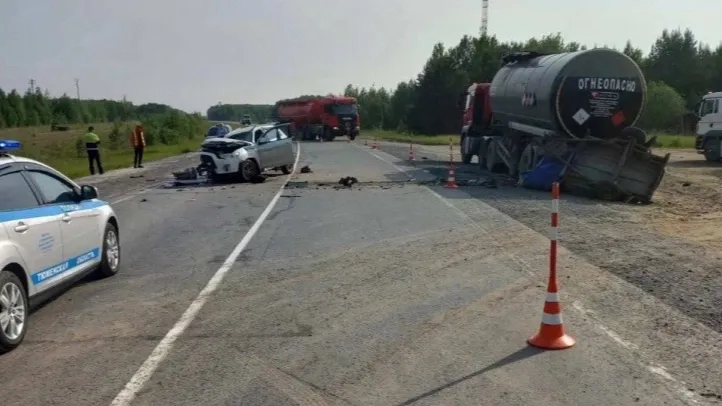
[460,135,473,164]
[703,141,718,162]
[477,139,488,170]
[517,144,536,184]
[349,132,357,141]
[485,141,497,172]
[323,128,335,142]
[0,269,28,354]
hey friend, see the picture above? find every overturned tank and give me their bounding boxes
[483,49,669,203]
[490,48,647,141]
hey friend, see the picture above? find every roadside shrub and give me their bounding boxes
[75,137,84,157]
[108,121,122,150]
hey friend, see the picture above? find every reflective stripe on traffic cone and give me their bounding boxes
[444,164,458,188]
[528,182,575,350]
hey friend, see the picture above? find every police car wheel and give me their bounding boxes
[0,270,28,353]
[96,223,121,278]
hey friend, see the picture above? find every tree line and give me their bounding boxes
[0,87,207,147]
[206,103,274,123]
[0,88,191,128]
[341,29,720,135]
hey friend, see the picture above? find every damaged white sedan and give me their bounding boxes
[199,124,295,182]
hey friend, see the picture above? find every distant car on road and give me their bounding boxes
[0,140,121,354]
[199,124,295,182]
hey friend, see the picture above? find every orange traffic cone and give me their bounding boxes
[364,139,368,147]
[444,163,458,188]
[372,138,379,150]
[528,182,575,350]
[408,142,415,161]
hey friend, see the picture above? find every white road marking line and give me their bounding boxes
[109,182,165,205]
[109,142,302,406]
[572,302,700,405]
[351,143,416,181]
[357,142,704,406]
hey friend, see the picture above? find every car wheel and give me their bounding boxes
[280,164,292,175]
[0,270,28,354]
[240,159,260,182]
[96,222,121,278]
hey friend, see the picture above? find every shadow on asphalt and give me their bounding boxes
[393,346,544,406]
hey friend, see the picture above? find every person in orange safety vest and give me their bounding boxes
[130,124,146,168]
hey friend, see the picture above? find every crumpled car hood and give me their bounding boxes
[201,138,253,155]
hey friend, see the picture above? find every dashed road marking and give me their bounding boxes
[109,143,302,406]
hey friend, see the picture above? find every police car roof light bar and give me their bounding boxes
[0,140,22,156]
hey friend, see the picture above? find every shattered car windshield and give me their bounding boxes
[227,130,254,142]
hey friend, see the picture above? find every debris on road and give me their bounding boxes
[286,181,309,189]
[164,167,211,188]
[300,165,312,173]
[338,176,359,187]
[250,174,266,183]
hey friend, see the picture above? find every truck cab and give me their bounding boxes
[459,83,493,164]
[694,91,722,160]
[322,99,361,141]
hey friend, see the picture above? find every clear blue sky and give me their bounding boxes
[1,0,719,113]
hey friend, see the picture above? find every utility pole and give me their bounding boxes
[74,78,80,100]
[29,79,36,93]
[481,0,489,37]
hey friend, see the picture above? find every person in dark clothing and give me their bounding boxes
[83,126,104,175]
[130,124,146,168]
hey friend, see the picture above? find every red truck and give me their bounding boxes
[275,96,360,141]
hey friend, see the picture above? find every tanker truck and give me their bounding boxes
[275,96,360,142]
[459,49,670,202]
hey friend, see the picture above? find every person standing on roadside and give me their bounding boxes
[130,124,146,168]
[84,126,104,175]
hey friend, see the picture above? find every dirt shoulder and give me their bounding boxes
[402,142,722,251]
[634,148,722,250]
[75,153,200,201]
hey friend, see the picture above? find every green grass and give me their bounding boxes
[361,130,695,149]
[361,131,460,146]
[652,133,695,149]
[0,122,205,179]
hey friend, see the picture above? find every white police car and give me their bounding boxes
[0,140,120,353]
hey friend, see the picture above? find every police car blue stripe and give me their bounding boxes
[0,199,108,222]
[31,247,101,285]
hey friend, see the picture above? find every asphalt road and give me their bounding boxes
[1,140,721,406]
